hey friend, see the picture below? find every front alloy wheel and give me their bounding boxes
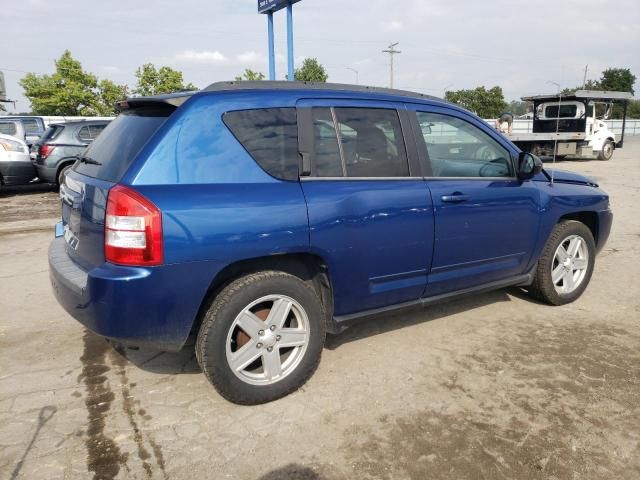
[551,235,589,294]
[529,220,596,305]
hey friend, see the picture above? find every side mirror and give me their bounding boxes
[517,152,543,180]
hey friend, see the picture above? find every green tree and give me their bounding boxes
[20,50,98,115]
[599,68,636,95]
[507,100,531,116]
[234,69,265,81]
[293,58,328,82]
[626,100,640,119]
[445,86,506,118]
[96,79,128,115]
[133,63,197,96]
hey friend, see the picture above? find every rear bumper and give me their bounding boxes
[48,233,218,351]
[0,161,37,186]
[35,164,58,183]
[596,208,613,254]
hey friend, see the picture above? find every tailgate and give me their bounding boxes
[59,171,114,270]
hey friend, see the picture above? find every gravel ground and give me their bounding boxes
[0,139,639,480]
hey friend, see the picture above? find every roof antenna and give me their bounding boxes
[547,81,562,185]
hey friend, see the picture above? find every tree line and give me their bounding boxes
[11,51,638,119]
[14,51,329,116]
[444,68,638,118]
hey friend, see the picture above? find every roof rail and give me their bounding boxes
[202,80,439,101]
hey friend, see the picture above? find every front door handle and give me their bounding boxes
[441,193,469,203]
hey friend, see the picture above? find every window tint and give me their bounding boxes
[334,108,409,178]
[311,108,342,176]
[77,126,92,142]
[545,104,578,118]
[74,106,172,182]
[40,125,63,143]
[89,124,106,139]
[0,122,17,136]
[21,119,40,134]
[224,108,299,181]
[416,112,512,178]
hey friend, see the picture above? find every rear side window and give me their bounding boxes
[89,124,106,138]
[223,108,299,181]
[0,122,17,136]
[21,119,41,134]
[74,106,172,182]
[77,126,92,142]
[306,107,410,178]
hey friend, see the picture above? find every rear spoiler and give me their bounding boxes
[115,92,195,112]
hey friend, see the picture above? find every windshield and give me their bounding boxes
[73,106,172,182]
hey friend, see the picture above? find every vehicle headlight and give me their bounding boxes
[0,138,27,153]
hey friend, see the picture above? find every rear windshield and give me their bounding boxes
[40,125,64,143]
[545,104,578,118]
[73,106,172,182]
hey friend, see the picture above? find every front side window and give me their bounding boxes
[224,108,299,181]
[416,112,513,178]
[308,107,409,178]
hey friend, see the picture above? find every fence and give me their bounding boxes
[484,119,640,136]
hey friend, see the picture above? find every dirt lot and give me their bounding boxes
[1,140,639,480]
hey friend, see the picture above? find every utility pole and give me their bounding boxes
[382,42,401,89]
[582,64,588,89]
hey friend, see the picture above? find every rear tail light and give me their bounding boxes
[39,144,56,159]
[105,185,163,266]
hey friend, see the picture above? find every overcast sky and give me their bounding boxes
[2,0,639,112]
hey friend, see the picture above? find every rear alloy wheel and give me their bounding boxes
[196,271,326,404]
[598,140,614,161]
[528,220,595,305]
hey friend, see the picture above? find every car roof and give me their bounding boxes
[118,81,450,111]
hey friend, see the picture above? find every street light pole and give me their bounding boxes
[345,66,359,85]
[382,42,401,89]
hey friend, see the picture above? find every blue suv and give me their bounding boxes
[49,82,612,404]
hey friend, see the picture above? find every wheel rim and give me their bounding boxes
[603,143,613,158]
[551,234,589,295]
[225,295,310,386]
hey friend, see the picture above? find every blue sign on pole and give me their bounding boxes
[258,0,301,14]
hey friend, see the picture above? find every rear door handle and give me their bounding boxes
[441,193,469,203]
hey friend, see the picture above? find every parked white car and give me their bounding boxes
[0,133,36,189]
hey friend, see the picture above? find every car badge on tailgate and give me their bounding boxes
[63,224,80,250]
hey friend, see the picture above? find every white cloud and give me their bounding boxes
[383,20,404,32]
[235,51,265,64]
[173,50,229,64]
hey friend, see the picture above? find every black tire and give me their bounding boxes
[57,164,72,186]
[598,140,614,161]
[196,271,326,405]
[528,220,596,305]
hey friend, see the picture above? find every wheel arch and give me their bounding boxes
[55,158,76,183]
[558,211,599,246]
[190,252,336,339]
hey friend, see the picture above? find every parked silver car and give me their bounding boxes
[0,133,35,190]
